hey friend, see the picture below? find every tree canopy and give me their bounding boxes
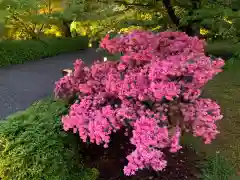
[0,0,240,55]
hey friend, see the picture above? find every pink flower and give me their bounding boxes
[54,75,75,99]
[181,98,223,144]
[150,81,181,101]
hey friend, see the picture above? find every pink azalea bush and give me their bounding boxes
[54,30,225,176]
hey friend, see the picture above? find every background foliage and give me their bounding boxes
[0,36,89,67]
[0,0,239,61]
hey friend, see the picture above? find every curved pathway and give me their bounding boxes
[0,48,103,118]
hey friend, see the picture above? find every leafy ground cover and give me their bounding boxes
[0,98,98,180]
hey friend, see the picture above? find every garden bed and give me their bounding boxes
[81,130,203,180]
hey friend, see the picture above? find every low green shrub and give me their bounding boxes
[0,36,89,67]
[0,98,99,180]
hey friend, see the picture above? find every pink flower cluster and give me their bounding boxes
[181,98,223,144]
[54,60,88,100]
[54,30,225,176]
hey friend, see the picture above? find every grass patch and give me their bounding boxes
[202,60,240,168]
[183,135,239,179]
[201,153,239,180]
[0,97,99,180]
[182,60,240,179]
[0,36,89,67]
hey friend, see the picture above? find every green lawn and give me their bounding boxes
[183,60,240,179]
[203,60,240,167]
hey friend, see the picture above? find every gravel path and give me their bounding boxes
[0,48,103,118]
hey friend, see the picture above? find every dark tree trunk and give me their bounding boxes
[162,0,180,27]
[185,0,201,37]
[162,0,192,34]
[62,20,73,37]
[162,0,201,37]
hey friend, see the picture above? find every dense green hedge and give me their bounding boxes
[0,36,89,67]
[0,98,99,180]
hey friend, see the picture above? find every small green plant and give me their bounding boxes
[0,36,89,67]
[0,98,98,180]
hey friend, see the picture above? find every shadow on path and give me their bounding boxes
[0,48,103,118]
